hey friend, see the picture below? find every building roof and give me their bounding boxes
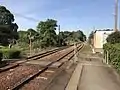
[94,29,113,33]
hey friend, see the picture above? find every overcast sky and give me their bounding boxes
[0,0,120,36]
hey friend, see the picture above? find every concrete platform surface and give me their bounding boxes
[64,44,120,90]
[78,62,120,90]
[65,56,120,90]
[65,63,82,90]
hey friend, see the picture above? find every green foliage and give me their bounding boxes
[18,28,39,44]
[27,28,39,38]
[0,49,21,59]
[37,19,57,47]
[75,30,86,41]
[17,19,86,49]
[0,6,18,46]
[88,31,94,44]
[106,31,120,44]
[103,43,120,71]
[18,31,29,44]
[0,6,14,25]
[59,30,86,45]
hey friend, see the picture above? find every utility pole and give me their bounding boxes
[114,0,119,31]
[58,25,60,46]
[92,27,95,47]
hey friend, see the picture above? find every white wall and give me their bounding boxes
[94,31,114,48]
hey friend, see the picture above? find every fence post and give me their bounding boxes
[106,50,109,64]
[103,50,105,63]
[105,51,107,63]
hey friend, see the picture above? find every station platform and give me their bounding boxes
[65,51,120,90]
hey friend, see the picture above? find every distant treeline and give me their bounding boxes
[0,5,86,49]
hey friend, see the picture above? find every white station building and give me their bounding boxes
[93,30,114,52]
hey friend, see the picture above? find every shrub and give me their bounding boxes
[103,43,120,71]
[106,31,120,44]
[0,49,21,59]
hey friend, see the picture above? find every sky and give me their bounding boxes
[0,0,120,36]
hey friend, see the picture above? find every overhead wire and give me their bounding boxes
[14,13,39,22]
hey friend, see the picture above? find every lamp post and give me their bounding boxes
[114,0,119,31]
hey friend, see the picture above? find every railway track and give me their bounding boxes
[0,43,84,90]
[27,46,71,60]
[0,46,70,73]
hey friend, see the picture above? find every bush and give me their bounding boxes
[0,49,21,59]
[106,31,120,44]
[103,43,120,71]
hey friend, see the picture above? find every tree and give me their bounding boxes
[0,6,18,46]
[27,28,39,41]
[0,6,14,25]
[59,30,86,45]
[106,31,120,44]
[59,32,67,46]
[72,30,86,42]
[88,31,94,45]
[18,28,39,43]
[18,31,29,44]
[37,19,57,48]
[28,28,38,35]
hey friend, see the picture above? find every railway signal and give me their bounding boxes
[28,32,34,56]
[28,32,32,56]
